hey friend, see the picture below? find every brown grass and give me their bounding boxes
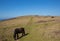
[0,16,60,41]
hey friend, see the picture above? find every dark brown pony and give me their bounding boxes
[13,27,25,40]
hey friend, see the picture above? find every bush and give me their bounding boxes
[51,16,54,18]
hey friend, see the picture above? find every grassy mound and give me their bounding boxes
[0,16,60,41]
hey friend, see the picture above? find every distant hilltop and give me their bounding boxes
[0,15,58,21]
[0,15,39,21]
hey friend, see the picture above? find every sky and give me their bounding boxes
[0,0,60,19]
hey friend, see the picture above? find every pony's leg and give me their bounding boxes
[17,33,19,39]
[23,30,25,35]
[22,31,25,36]
[13,33,16,40]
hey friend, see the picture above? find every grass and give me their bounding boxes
[0,16,60,41]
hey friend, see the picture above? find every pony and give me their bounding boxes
[13,27,25,40]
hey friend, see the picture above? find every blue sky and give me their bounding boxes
[0,0,60,19]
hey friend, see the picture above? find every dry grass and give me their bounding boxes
[0,16,60,41]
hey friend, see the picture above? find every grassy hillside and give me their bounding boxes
[0,16,60,41]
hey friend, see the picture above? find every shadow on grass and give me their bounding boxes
[17,33,29,40]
